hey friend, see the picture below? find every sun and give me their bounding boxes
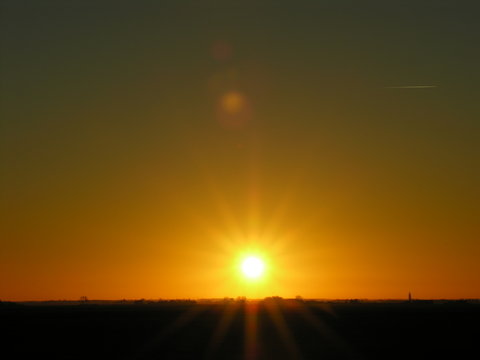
[241,256,265,279]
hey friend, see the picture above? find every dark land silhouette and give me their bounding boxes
[1,298,479,359]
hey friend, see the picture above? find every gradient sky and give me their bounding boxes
[1,0,479,301]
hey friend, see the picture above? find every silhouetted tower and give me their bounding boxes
[408,292,412,302]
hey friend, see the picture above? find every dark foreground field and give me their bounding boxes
[1,300,478,359]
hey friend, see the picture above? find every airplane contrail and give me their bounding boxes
[385,85,438,89]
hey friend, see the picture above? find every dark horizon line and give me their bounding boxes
[3,297,480,303]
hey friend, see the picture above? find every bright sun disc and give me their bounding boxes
[241,256,265,279]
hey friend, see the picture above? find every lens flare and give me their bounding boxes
[216,90,251,129]
[221,92,245,114]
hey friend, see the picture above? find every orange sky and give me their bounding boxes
[1,1,479,301]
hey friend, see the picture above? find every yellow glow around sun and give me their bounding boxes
[241,256,265,279]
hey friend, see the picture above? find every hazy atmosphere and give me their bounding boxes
[1,0,479,301]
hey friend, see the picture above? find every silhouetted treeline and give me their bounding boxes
[0,300,23,308]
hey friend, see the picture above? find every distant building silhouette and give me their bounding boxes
[408,292,412,302]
